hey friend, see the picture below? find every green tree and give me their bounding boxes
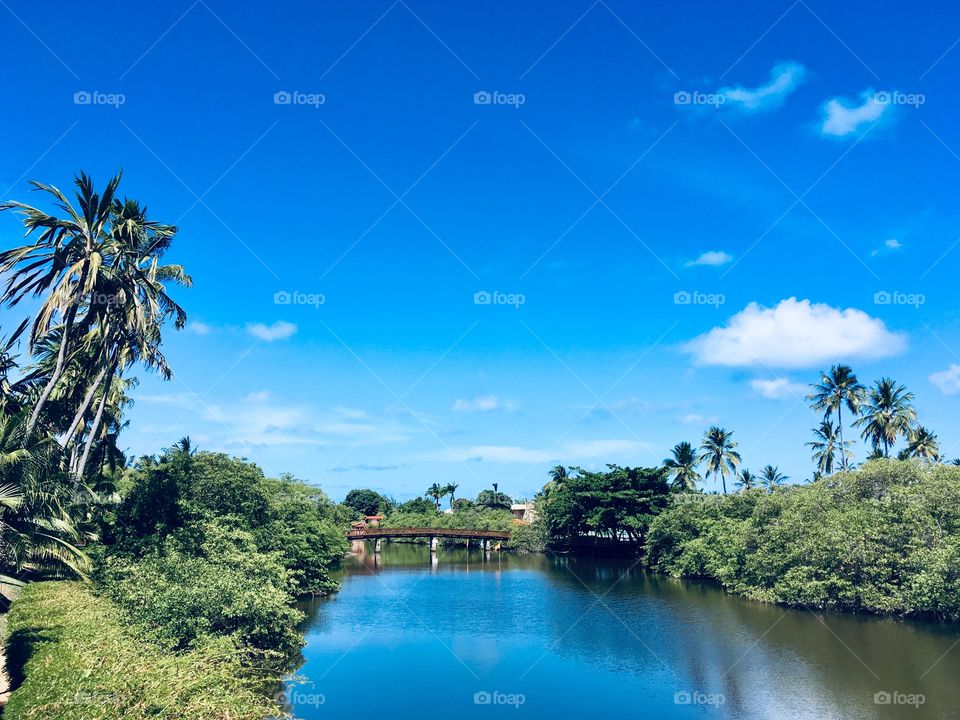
[904,426,939,461]
[807,365,863,471]
[806,420,851,476]
[663,441,700,491]
[855,377,917,457]
[698,426,741,494]
[343,488,389,517]
[425,483,446,509]
[735,467,756,491]
[445,482,459,508]
[760,464,788,491]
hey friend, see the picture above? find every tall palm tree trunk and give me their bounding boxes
[61,365,108,448]
[75,358,117,480]
[25,306,80,438]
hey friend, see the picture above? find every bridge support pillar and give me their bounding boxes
[430,536,438,553]
[483,540,490,552]
[374,538,382,554]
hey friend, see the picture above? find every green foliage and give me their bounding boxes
[474,489,512,509]
[4,581,281,720]
[382,506,515,533]
[540,465,671,545]
[399,496,440,514]
[646,460,960,618]
[506,519,549,553]
[342,488,392,517]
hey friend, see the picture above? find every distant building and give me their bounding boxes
[363,514,384,527]
[510,503,537,523]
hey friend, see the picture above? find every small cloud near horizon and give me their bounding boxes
[247,320,297,341]
[686,250,733,267]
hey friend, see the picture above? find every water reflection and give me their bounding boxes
[286,542,960,719]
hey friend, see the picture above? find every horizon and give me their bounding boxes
[2,0,959,501]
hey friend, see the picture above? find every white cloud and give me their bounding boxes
[247,320,297,341]
[930,364,960,395]
[187,321,212,335]
[686,250,733,267]
[871,238,902,256]
[684,298,907,368]
[679,413,716,425]
[719,61,807,111]
[751,377,806,399]
[451,395,517,413]
[422,438,649,464]
[821,90,889,136]
[246,390,270,402]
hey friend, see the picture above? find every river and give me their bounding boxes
[281,543,959,719]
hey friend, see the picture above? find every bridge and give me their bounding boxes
[347,526,510,552]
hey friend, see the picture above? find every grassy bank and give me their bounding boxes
[646,460,960,618]
[4,582,282,720]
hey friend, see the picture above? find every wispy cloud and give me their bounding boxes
[751,377,806,399]
[684,297,907,368]
[246,320,297,341]
[719,61,807,112]
[930,364,960,396]
[820,90,889,136]
[686,250,733,267]
[871,238,902,257]
[421,438,650,464]
[451,395,518,413]
[679,413,717,425]
[329,463,407,473]
[187,321,212,335]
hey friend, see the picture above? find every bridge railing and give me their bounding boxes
[346,527,511,540]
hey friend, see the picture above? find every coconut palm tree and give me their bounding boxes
[663,441,700,491]
[760,464,788,491]
[807,365,863,471]
[425,483,448,509]
[735,467,756,491]
[855,378,917,457]
[805,420,851,476]
[445,482,459,508]
[904,426,939,461]
[698,426,741,494]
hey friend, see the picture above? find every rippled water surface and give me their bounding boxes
[284,543,960,719]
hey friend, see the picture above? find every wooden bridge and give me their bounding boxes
[347,526,510,552]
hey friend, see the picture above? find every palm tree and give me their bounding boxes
[904,426,939,461]
[735,467,756,491]
[805,420,851,476]
[445,482,459,508]
[760,464,788,491]
[854,378,917,457]
[425,483,445,509]
[807,365,863,471]
[663,442,700,491]
[698,426,741,494]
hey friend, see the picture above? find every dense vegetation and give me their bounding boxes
[646,460,960,618]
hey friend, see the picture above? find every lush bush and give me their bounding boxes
[342,488,393,516]
[646,460,960,618]
[99,522,303,657]
[506,520,549,553]
[4,582,282,720]
[381,506,515,533]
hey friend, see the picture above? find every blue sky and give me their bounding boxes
[2,0,960,500]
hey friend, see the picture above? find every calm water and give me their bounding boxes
[282,543,960,719]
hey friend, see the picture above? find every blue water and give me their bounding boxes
[282,543,960,719]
